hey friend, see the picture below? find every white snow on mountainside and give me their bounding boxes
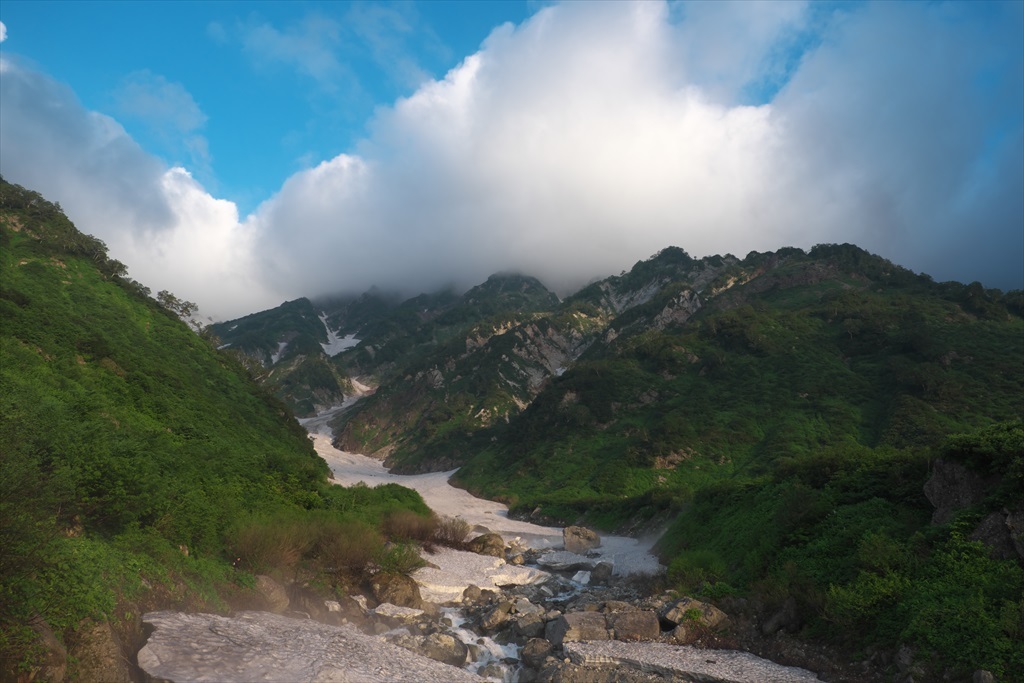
[319,314,360,356]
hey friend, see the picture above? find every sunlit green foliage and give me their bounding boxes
[0,179,431,672]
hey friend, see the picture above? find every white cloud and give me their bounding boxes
[248,0,1022,299]
[0,59,276,319]
[1,1,1021,322]
[0,21,7,43]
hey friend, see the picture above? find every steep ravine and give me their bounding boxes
[136,406,824,683]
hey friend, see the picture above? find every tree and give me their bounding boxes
[156,290,199,323]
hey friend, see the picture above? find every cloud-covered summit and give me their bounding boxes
[1,1,1021,320]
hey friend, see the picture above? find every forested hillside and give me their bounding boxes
[0,179,433,679]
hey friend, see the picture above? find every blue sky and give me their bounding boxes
[1,1,1021,319]
[1,1,535,213]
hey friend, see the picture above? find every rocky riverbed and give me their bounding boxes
[136,411,825,682]
[138,532,823,682]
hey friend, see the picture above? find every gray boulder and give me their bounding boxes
[662,597,731,644]
[923,459,992,525]
[761,596,800,636]
[563,526,601,554]
[468,532,506,558]
[514,612,547,639]
[607,611,660,642]
[480,601,514,631]
[661,597,729,629]
[370,572,423,609]
[419,632,469,667]
[591,561,614,585]
[521,637,554,669]
[545,611,611,646]
[254,575,290,613]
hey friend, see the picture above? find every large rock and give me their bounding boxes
[370,572,423,609]
[761,597,800,636]
[665,596,732,644]
[545,611,611,646]
[521,637,554,669]
[563,526,601,554]
[514,611,547,639]
[607,611,660,642]
[373,603,424,623]
[535,551,597,572]
[591,561,614,585]
[391,632,469,667]
[661,597,729,630]
[1008,508,1024,560]
[480,601,514,631]
[468,533,506,558]
[254,575,290,613]
[970,511,1020,560]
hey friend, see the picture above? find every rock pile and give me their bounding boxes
[136,526,823,683]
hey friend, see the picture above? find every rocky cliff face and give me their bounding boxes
[924,458,1024,561]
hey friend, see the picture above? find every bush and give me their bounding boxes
[432,516,471,549]
[381,509,437,545]
[375,542,426,575]
[668,549,727,594]
[316,521,383,574]
[231,516,316,573]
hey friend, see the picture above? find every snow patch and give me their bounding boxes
[270,341,288,364]
[319,314,360,356]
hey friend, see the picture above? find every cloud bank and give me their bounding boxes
[1,1,1021,320]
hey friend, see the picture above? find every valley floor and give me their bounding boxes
[136,410,831,683]
[310,432,664,576]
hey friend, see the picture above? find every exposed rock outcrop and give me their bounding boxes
[68,621,131,683]
[923,459,993,525]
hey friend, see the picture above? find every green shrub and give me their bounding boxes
[668,549,727,594]
[375,542,426,575]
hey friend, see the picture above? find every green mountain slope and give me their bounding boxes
[321,242,1024,678]
[0,180,431,677]
[455,245,1023,520]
